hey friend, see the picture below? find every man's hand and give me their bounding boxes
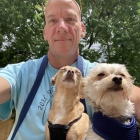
[0,77,11,104]
[131,85,140,124]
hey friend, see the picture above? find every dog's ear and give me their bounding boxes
[78,80,85,99]
[51,74,57,86]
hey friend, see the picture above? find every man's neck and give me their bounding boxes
[48,52,79,69]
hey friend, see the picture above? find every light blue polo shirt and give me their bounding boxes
[0,55,98,140]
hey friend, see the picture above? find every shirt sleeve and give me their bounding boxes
[0,56,44,121]
[0,63,22,120]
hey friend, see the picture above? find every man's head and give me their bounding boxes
[43,0,86,59]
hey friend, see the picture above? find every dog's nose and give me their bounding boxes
[67,70,74,75]
[112,77,122,85]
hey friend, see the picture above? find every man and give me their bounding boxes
[0,0,140,139]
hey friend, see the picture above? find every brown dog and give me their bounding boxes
[45,66,89,140]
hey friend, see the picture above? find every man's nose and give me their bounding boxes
[56,19,69,33]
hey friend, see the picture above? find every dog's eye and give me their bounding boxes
[98,73,105,76]
[120,74,125,77]
[75,71,81,74]
[61,69,66,72]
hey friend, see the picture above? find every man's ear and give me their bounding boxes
[51,74,57,86]
[78,80,85,99]
[80,22,86,38]
[43,27,48,41]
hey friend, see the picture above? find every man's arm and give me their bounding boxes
[131,85,140,124]
[0,77,11,104]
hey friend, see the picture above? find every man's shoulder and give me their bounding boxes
[82,57,99,77]
[82,57,98,68]
[0,56,46,82]
[4,56,45,72]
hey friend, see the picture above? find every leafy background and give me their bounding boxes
[0,0,140,130]
[0,0,140,85]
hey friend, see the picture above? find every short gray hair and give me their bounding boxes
[44,0,82,21]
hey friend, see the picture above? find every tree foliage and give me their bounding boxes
[0,0,48,67]
[77,0,140,86]
[0,0,140,85]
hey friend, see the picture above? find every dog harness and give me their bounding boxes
[11,55,87,140]
[92,111,139,140]
[48,116,82,140]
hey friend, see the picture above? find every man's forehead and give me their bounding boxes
[47,0,79,6]
[46,10,78,18]
[45,0,81,20]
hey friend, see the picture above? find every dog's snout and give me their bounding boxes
[112,77,122,85]
[67,70,74,75]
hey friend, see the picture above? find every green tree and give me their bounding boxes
[0,0,49,67]
[77,0,140,86]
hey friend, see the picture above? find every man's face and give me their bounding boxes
[43,0,85,58]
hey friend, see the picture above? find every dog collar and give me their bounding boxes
[92,111,139,140]
[48,115,82,140]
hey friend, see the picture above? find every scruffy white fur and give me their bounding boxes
[79,63,135,140]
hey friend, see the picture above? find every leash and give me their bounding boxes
[11,55,87,139]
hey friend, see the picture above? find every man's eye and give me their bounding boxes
[98,73,105,76]
[67,18,74,21]
[50,19,56,22]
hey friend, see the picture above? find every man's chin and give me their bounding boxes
[54,51,76,58]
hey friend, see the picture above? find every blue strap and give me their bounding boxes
[11,55,86,139]
[11,55,48,140]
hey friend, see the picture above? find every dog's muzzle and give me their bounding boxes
[66,70,74,79]
[112,76,122,85]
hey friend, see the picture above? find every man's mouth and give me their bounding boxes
[55,39,71,42]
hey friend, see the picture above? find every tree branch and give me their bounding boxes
[88,28,101,49]
[106,2,118,18]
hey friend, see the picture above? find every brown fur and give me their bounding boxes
[45,66,89,140]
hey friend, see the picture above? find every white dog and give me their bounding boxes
[79,63,139,140]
